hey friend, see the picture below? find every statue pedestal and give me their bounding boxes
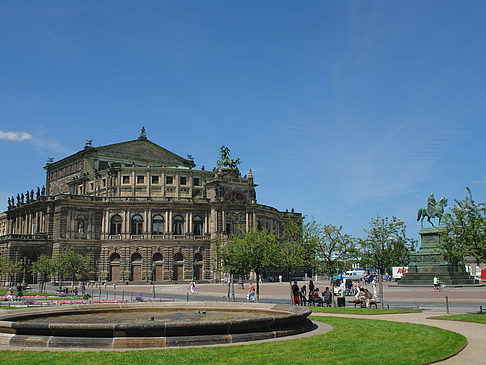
[399,227,477,285]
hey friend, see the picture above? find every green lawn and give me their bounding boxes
[429,313,486,324]
[0,316,466,365]
[0,289,51,297]
[308,306,421,314]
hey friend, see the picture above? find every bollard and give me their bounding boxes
[131,292,133,301]
[122,291,125,301]
[445,295,450,314]
[187,292,189,302]
[480,305,483,314]
[114,291,116,300]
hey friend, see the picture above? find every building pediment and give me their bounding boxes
[94,138,195,167]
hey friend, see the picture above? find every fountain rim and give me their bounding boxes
[0,302,313,349]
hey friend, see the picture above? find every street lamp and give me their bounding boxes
[152,263,156,298]
[98,262,102,299]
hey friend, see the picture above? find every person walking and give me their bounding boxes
[248,282,255,302]
[15,283,23,301]
[189,280,196,294]
[433,276,439,291]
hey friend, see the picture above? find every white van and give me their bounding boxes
[344,270,365,280]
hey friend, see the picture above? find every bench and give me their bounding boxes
[348,299,381,309]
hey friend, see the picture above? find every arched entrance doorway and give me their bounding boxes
[110,253,121,282]
[131,253,142,281]
[153,253,163,281]
[173,252,183,281]
[193,252,203,280]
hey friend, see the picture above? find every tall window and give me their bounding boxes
[193,216,203,235]
[152,215,164,235]
[131,215,143,235]
[173,215,184,235]
[110,215,122,235]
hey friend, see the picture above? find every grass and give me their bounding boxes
[0,289,51,297]
[0,316,466,365]
[429,313,486,324]
[307,306,421,314]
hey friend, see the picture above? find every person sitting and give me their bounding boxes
[360,288,373,308]
[322,287,332,307]
[350,286,363,306]
[312,288,323,306]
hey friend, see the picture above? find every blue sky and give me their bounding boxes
[1,1,485,240]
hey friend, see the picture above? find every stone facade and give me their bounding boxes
[0,132,301,284]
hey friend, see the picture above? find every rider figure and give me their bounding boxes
[427,193,436,216]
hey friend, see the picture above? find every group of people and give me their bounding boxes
[5,283,24,301]
[291,280,332,306]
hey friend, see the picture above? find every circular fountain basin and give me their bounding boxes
[0,302,313,349]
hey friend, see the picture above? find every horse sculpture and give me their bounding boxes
[417,196,448,227]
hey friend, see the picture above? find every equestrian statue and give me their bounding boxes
[417,194,448,227]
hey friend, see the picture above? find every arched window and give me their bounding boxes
[152,215,164,235]
[110,215,122,235]
[194,253,203,262]
[131,253,142,262]
[174,252,184,262]
[173,215,184,235]
[153,252,163,262]
[131,215,143,235]
[193,216,203,235]
[110,253,120,263]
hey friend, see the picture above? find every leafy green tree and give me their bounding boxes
[440,187,486,266]
[277,217,314,303]
[360,216,415,308]
[55,248,90,288]
[0,256,23,287]
[219,229,278,302]
[30,254,55,292]
[308,221,355,306]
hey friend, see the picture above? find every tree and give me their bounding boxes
[277,217,314,304]
[309,221,355,306]
[54,249,90,288]
[360,216,415,308]
[440,187,486,266]
[0,256,23,287]
[219,229,278,302]
[30,255,55,293]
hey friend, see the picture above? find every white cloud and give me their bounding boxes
[0,130,33,142]
[474,178,486,184]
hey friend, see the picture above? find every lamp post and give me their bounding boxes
[98,262,102,299]
[152,263,156,298]
[22,257,27,287]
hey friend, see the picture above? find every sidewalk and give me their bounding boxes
[311,311,485,364]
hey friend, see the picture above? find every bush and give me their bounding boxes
[83,293,91,300]
[135,296,144,302]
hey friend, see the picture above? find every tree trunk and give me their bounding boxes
[289,270,293,304]
[256,272,260,303]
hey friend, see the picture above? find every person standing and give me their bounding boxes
[433,276,439,291]
[16,283,23,301]
[300,285,307,306]
[291,281,300,305]
[308,280,315,303]
[371,278,378,298]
